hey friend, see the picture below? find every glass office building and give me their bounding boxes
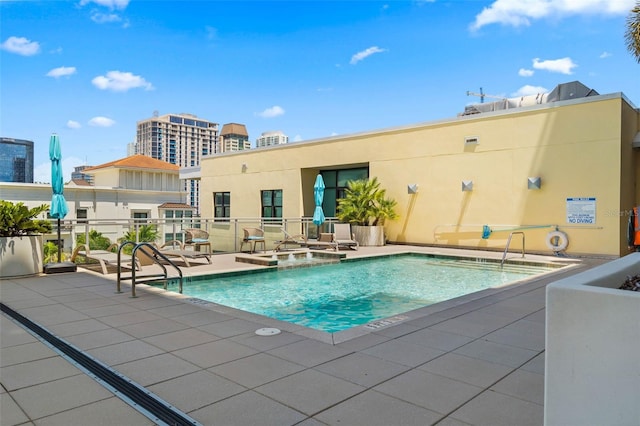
[0,138,34,183]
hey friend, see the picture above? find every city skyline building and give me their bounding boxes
[220,123,250,152]
[136,112,219,213]
[0,137,34,183]
[256,130,289,148]
[70,165,94,186]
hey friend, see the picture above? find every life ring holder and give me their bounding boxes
[546,230,569,252]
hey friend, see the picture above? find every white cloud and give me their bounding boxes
[33,156,85,184]
[350,46,387,65]
[79,0,129,10]
[91,13,122,24]
[599,51,612,58]
[66,120,81,129]
[470,0,635,30]
[518,68,534,77]
[0,36,40,56]
[46,66,77,78]
[88,116,116,127]
[293,135,303,142]
[512,84,549,97]
[257,106,285,118]
[532,57,577,74]
[91,71,154,92]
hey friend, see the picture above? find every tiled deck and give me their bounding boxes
[1,245,607,425]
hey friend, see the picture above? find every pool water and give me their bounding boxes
[169,255,558,333]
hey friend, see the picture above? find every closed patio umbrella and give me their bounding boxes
[313,174,326,232]
[45,134,75,273]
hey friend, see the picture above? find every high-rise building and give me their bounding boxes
[71,165,94,185]
[136,113,219,213]
[220,123,250,152]
[0,137,34,183]
[126,141,137,156]
[256,130,288,148]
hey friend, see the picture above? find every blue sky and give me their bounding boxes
[1,0,638,183]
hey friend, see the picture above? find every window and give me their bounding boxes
[261,189,282,221]
[321,167,368,217]
[214,192,230,220]
[76,209,88,224]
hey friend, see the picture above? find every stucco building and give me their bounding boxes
[199,82,640,257]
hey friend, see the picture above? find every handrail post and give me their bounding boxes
[501,231,525,266]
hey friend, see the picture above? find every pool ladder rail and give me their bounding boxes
[116,241,184,297]
[501,231,525,267]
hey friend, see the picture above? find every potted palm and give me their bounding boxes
[0,201,52,278]
[336,177,398,246]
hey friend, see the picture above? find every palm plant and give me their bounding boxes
[336,177,398,226]
[625,1,640,63]
[44,241,67,263]
[76,230,111,251]
[119,224,159,254]
[0,201,52,237]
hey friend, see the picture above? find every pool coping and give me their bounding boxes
[147,250,580,344]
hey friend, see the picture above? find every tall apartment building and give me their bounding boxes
[71,165,94,185]
[136,113,219,213]
[0,137,34,183]
[220,123,250,152]
[256,130,288,148]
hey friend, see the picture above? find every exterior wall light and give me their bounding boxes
[528,177,542,190]
[407,184,419,194]
[241,163,248,172]
[462,180,473,192]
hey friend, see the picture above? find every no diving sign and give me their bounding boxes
[566,197,596,224]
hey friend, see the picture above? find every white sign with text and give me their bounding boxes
[566,197,596,224]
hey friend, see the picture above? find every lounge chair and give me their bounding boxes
[154,240,212,267]
[333,223,359,250]
[240,227,266,253]
[304,232,338,251]
[274,228,308,251]
[71,243,140,275]
[184,228,212,253]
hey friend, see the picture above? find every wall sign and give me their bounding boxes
[566,197,596,224]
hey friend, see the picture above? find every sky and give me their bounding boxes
[1,0,639,183]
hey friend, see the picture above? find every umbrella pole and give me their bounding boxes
[57,218,62,263]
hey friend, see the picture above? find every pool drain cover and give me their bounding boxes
[255,327,281,336]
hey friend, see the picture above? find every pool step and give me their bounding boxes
[424,258,555,274]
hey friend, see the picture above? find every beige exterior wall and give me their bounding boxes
[200,93,640,257]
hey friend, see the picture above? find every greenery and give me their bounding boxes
[76,230,112,251]
[118,224,159,254]
[0,201,52,237]
[336,177,398,226]
[44,241,67,263]
[625,1,640,63]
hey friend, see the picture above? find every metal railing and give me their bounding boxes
[501,231,525,266]
[46,216,341,257]
[116,241,183,297]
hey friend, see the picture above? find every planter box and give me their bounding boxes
[545,253,640,426]
[0,236,44,278]
[352,225,385,246]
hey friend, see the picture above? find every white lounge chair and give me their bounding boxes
[274,228,308,251]
[333,223,359,250]
[71,243,140,275]
[155,240,212,267]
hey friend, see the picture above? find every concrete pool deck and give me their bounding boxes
[1,245,608,425]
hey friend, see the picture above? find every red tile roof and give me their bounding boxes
[158,203,195,209]
[83,155,179,172]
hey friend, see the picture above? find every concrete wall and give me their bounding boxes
[200,93,639,256]
[545,253,640,425]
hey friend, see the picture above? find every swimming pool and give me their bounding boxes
[165,254,559,333]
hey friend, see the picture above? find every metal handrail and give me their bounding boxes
[116,241,183,297]
[501,231,525,267]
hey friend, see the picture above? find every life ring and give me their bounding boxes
[546,230,569,252]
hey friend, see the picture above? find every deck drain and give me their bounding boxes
[363,315,409,330]
[255,327,281,336]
